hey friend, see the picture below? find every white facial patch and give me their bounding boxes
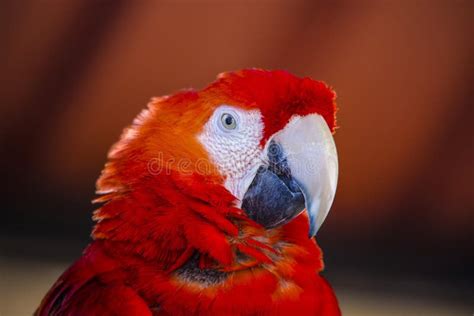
[198,105,264,202]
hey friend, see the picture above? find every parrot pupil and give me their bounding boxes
[221,113,236,129]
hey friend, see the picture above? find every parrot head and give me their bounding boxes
[94,69,337,267]
[199,70,338,237]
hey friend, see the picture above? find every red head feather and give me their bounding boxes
[207,69,337,143]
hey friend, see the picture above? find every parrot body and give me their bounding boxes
[36,69,341,315]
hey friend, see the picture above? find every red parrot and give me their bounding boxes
[36,69,341,315]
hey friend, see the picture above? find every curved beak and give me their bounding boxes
[241,114,338,237]
[272,114,338,236]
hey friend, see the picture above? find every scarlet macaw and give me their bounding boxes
[36,69,340,315]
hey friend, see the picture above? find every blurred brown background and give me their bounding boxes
[1,0,473,315]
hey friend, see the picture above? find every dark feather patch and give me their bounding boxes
[175,253,228,285]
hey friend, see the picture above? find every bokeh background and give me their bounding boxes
[1,0,473,315]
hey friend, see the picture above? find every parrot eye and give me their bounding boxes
[220,113,237,130]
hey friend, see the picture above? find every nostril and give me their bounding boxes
[267,141,283,163]
[267,140,291,177]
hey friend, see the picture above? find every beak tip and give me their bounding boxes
[307,215,319,238]
[306,215,316,238]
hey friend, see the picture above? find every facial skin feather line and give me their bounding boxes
[35,69,341,316]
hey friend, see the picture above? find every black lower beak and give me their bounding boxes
[241,141,305,228]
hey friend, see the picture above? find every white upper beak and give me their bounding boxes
[271,114,338,237]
